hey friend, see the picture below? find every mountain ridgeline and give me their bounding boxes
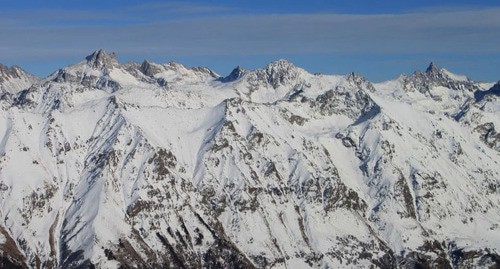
[0,50,499,268]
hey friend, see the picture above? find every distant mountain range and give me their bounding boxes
[0,50,499,268]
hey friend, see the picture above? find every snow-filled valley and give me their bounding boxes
[0,50,499,268]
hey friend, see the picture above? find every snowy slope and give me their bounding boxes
[0,51,499,268]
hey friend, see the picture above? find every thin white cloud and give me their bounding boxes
[0,8,499,63]
[0,2,236,27]
[124,1,236,14]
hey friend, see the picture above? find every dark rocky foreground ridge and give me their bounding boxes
[0,50,499,268]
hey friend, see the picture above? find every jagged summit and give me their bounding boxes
[47,49,122,91]
[85,49,118,69]
[422,62,469,82]
[190,66,219,78]
[0,63,15,74]
[265,59,296,71]
[218,66,246,82]
[0,64,32,79]
[426,62,438,73]
[140,60,161,77]
[396,62,478,95]
[249,59,303,89]
[423,62,446,81]
[0,63,38,94]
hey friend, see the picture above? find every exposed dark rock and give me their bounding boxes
[218,66,246,82]
[474,122,500,151]
[140,60,161,77]
[475,81,500,102]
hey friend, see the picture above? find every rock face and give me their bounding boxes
[0,52,498,268]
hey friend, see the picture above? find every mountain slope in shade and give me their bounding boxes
[0,50,499,268]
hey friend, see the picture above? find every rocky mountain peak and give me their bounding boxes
[346,72,376,92]
[423,62,447,81]
[48,50,122,91]
[140,60,161,77]
[0,64,37,94]
[265,59,296,72]
[426,62,439,73]
[401,62,480,96]
[85,49,118,69]
[0,64,30,80]
[0,64,15,76]
[259,59,301,88]
[190,66,219,78]
[218,66,246,82]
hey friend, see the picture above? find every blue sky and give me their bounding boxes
[1,0,499,82]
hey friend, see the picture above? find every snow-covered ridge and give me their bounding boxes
[0,50,499,268]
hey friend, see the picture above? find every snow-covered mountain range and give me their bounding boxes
[0,50,499,268]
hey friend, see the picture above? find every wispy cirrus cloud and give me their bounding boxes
[124,1,235,14]
[0,1,236,27]
[2,8,499,54]
[0,5,499,80]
